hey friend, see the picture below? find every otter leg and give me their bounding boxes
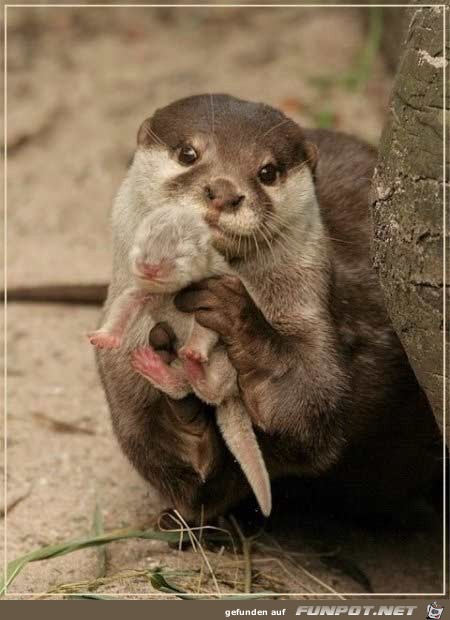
[88,287,150,349]
[216,397,272,517]
[131,346,190,400]
[179,323,218,364]
[183,348,236,405]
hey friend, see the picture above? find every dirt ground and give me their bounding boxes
[2,5,444,598]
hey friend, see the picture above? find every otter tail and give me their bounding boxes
[215,397,272,517]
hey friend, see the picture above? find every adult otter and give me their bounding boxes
[96,94,442,521]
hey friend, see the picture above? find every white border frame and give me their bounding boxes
[2,2,447,599]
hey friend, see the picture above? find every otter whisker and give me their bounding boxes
[267,220,318,250]
[263,219,307,262]
[266,212,352,248]
[251,232,259,262]
[264,222,296,258]
[143,124,168,149]
[264,220,293,256]
[252,230,262,264]
[269,224,322,259]
[323,235,356,246]
[258,118,291,141]
[263,209,292,223]
[253,106,274,144]
[288,156,316,174]
[227,228,239,261]
[237,228,243,259]
[244,235,250,263]
[265,214,294,239]
[259,223,278,264]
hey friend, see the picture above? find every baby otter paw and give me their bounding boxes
[178,346,208,364]
[87,331,121,349]
[131,346,189,399]
[182,359,221,404]
[131,346,171,382]
[182,357,206,384]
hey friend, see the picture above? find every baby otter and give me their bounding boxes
[87,206,224,360]
[96,94,442,521]
[88,206,271,516]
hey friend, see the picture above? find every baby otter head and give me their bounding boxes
[129,206,215,293]
[132,94,319,261]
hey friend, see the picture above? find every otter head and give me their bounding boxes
[129,206,215,293]
[131,94,319,261]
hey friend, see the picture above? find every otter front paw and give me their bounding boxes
[87,330,121,349]
[174,275,266,347]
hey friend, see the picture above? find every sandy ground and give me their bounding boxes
[2,5,444,598]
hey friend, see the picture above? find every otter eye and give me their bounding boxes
[178,145,198,165]
[258,163,278,186]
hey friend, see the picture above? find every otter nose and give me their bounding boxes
[204,179,245,211]
[135,260,162,280]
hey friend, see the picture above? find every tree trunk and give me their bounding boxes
[370,6,448,436]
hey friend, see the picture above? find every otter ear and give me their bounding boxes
[137,117,153,146]
[304,141,319,173]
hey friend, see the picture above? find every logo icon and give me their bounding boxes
[427,603,444,620]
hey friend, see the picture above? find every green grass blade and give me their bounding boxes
[149,571,189,595]
[92,500,107,578]
[66,594,116,600]
[149,571,215,599]
[92,502,104,539]
[0,528,186,596]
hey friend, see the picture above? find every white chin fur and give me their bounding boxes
[218,206,261,237]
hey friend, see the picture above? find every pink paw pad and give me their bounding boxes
[131,347,186,397]
[131,347,186,398]
[87,331,121,349]
[131,346,168,382]
[179,347,208,364]
[182,357,206,384]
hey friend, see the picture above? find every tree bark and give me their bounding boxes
[370,6,448,436]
